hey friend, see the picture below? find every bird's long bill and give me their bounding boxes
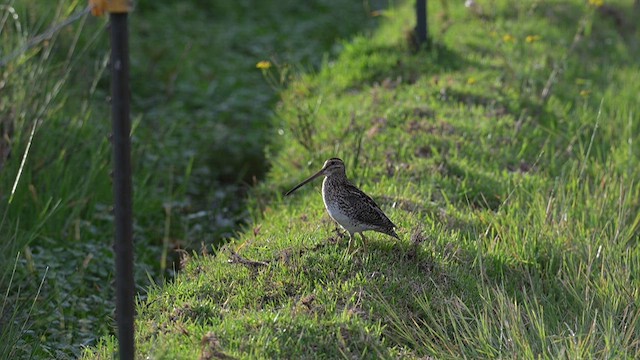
[284,169,324,196]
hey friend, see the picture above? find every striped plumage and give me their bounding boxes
[285,158,399,241]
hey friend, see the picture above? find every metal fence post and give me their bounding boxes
[91,0,135,358]
[415,0,429,48]
[110,11,134,359]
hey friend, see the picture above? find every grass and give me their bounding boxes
[83,0,640,358]
[1,0,379,358]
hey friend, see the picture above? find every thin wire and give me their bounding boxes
[0,5,93,67]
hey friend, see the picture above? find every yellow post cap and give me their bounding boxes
[89,0,132,16]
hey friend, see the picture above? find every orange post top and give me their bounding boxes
[89,0,132,16]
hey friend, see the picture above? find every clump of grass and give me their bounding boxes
[376,158,640,358]
[0,1,96,356]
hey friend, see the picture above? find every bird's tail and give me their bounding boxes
[389,229,400,240]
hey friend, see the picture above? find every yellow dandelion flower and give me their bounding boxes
[502,34,515,43]
[467,77,477,85]
[525,35,541,43]
[588,0,604,7]
[256,60,272,70]
[580,90,591,97]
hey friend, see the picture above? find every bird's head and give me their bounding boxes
[284,157,346,196]
[320,158,346,176]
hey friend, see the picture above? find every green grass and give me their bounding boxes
[83,0,640,358]
[1,0,379,358]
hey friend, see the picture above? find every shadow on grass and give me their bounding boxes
[355,233,608,357]
[328,40,476,93]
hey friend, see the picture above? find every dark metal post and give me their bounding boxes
[415,0,428,47]
[110,12,135,360]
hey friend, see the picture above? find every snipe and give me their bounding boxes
[285,158,399,242]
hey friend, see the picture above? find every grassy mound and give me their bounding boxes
[85,0,640,358]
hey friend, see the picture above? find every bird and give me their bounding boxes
[284,158,400,243]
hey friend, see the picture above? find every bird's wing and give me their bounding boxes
[343,182,397,229]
